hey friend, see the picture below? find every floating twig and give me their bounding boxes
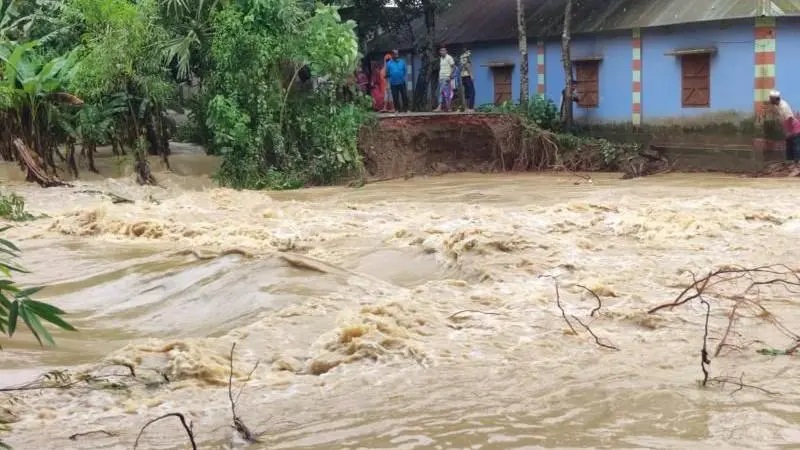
[709,374,778,396]
[229,343,260,443]
[700,298,711,387]
[576,284,603,317]
[553,280,577,335]
[133,413,197,450]
[571,315,619,351]
[448,310,502,320]
[68,430,116,441]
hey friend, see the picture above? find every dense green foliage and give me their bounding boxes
[0,0,367,189]
[478,96,560,131]
[203,1,367,189]
[0,0,177,184]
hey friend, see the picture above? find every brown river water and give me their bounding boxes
[1,145,800,449]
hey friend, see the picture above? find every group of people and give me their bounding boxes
[353,46,476,114]
[433,46,476,113]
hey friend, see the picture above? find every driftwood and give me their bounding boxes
[12,138,68,187]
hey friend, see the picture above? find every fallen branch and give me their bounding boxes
[228,343,260,443]
[448,310,503,320]
[714,303,740,357]
[68,430,116,441]
[648,265,800,315]
[576,284,603,317]
[648,265,800,387]
[709,374,777,396]
[700,298,711,387]
[75,189,134,204]
[542,276,619,350]
[572,315,619,351]
[0,365,158,393]
[133,413,197,450]
[12,138,69,188]
[553,280,577,335]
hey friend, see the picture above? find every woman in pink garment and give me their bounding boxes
[369,61,384,111]
[769,90,800,163]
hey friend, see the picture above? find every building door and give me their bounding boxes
[681,54,711,107]
[492,66,513,105]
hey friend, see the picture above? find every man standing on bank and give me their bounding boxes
[460,49,476,113]
[386,49,409,113]
[769,90,800,163]
[434,45,456,112]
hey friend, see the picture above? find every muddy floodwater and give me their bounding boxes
[2,147,800,449]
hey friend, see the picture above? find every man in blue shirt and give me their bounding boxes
[385,49,409,112]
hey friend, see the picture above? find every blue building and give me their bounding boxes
[373,0,800,128]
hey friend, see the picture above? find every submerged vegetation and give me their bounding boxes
[0,0,368,189]
[0,191,35,222]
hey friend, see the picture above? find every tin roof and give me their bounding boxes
[372,0,800,51]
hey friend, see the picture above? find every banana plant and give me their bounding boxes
[0,40,82,169]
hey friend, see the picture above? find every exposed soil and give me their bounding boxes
[359,113,523,180]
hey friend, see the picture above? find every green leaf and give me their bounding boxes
[20,305,54,346]
[0,237,20,252]
[8,300,18,337]
[17,286,42,297]
[0,292,11,309]
[24,300,75,331]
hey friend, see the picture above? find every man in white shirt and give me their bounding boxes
[433,46,456,112]
[768,90,800,163]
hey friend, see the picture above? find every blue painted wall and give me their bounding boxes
[639,19,753,120]
[543,31,631,122]
[776,17,800,110]
[403,18,764,123]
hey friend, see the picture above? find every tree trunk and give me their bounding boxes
[66,141,78,179]
[83,140,98,173]
[517,0,529,106]
[134,140,156,185]
[561,0,574,128]
[413,0,437,111]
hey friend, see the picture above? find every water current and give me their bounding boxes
[2,146,800,449]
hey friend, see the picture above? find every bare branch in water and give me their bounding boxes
[714,303,740,358]
[229,343,261,443]
[709,374,778,396]
[448,310,503,320]
[576,284,603,317]
[68,430,116,441]
[571,315,619,351]
[700,298,711,387]
[541,275,618,350]
[648,265,800,387]
[134,413,197,450]
[552,279,577,335]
